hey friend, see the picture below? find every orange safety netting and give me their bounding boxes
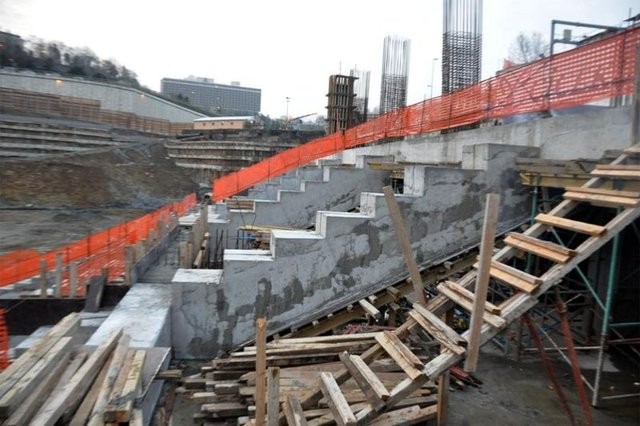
[213,27,640,202]
[0,193,197,294]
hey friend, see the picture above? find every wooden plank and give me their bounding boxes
[383,186,428,306]
[87,333,131,426]
[30,328,123,426]
[51,352,88,395]
[114,349,146,423]
[465,193,500,373]
[0,336,74,418]
[267,367,280,426]
[408,310,464,356]
[412,304,466,350]
[4,353,70,426]
[375,332,424,380]
[235,341,375,357]
[261,333,381,346]
[69,353,113,426]
[565,185,640,198]
[283,395,308,426]
[369,404,437,426]
[624,144,640,154]
[485,264,537,294]
[436,283,506,329]
[504,233,574,264]
[437,369,449,426]
[563,190,640,208]
[318,372,356,426]
[339,352,388,411]
[255,318,267,426]
[489,260,542,286]
[535,213,606,236]
[84,272,106,313]
[358,299,381,319]
[592,164,640,179]
[0,313,79,397]
[439,280,501,315]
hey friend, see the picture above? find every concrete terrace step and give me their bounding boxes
[172,145,537,358]
[0,132,121,147]
[0,122,113,139]
[214,157,393,234]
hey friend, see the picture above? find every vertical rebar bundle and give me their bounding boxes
[442,0,482,94]
[379,36,411,114]
[326,74,357,134]
[350,67,370,123]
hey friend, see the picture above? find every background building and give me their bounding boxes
[161,77,261,116]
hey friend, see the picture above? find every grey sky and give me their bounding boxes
[1,0,636,118]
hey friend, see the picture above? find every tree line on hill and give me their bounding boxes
[0,33,140,88]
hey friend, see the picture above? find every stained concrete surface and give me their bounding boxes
[449,347,639,426]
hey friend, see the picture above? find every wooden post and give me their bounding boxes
[464,193,500,372]
[382,186,428,306]
[124,247,135,286]
[632,43,640,146]
[69,262,78,299]
[39,259,48,297]
[437,309,453,426]
[54,253,63,298]
[266,367,280,426]
[255,318,267,426]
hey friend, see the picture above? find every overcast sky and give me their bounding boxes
[1,0,636,118]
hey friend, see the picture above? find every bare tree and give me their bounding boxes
[508,32,549,64]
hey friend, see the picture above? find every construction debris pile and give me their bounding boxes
[181,331,441,425]
[0,313,147,425]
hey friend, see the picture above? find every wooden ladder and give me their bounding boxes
[289,144,640,425]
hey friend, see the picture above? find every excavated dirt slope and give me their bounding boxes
[0,141,198,254]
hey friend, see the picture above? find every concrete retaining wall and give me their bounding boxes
[341,107,631,164]
[0,70,204,122]
[172,144,538,359]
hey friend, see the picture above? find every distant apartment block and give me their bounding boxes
[161,77,261,115]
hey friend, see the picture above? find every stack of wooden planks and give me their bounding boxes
[0,313,148,425]
[184,333,438,425]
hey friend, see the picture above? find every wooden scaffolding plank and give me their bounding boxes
[439,280,501,315]
[412,304,466,353]
[504,233,575,264]
[368,404,437,426]
[436,282,505,329]
[535,213,606,236]
[86,334,131,426]
[374,332,424,380]
[624,144,640,155]
[564,186,640,199]
[487,259,542,293]
[0,336,74,418]
[283,394,308,426]
[0,313,79,400]
[339,352,389,411]
[564,190,640,208]
[318,372,356,426]
[31,328,123,426]
[358,299,381,319]
[114,349,146,423]
[591,164,640,179]
[4,353,70,426]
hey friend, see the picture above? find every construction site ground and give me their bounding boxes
[0,138,199,254]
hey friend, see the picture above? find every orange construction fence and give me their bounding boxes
[0,193,197,295]
[213,26,640,202]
